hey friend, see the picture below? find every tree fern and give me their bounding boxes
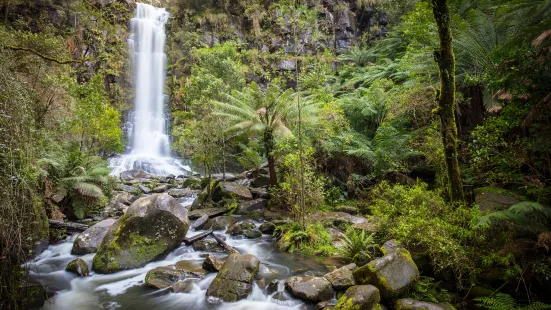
[477,201,551,233]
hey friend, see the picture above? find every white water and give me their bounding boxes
[110,3,189,177]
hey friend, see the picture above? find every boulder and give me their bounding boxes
[138,184,151,194]
[353,248,419,299]
[310,212,367,226]
[235,198,268,215]
[226,223,244,236]
[152,184,172,193]
[241,219,256,230]
[316,300,337,309]
[475,187,522,211]
[252,175,271,187]
[119,184,139,193]
[259,222,276,235]
[395,299,454,310]
[182,176,202,189]
[66,258,89,277]
[92,194,190,273]
[250,187,269,199]
[120,169,147,181]
[243,229,262,239]
[203,254,224,272]
[324,263,356,291]
[188,207,228,220]
[212,173,237,181]
[170,280,196,293]
[382,240,402,255]
[220,182,252,200]
[193,238,224,252]
[168,188,197,198]
[267,279,279,294]
[204,216,236,230]
[334,285,380,310]
[72,218,116,255]
[191,214,209,230]
[175,260,208,275]
[145,266,203,290]
[284,276,335,302]
[206,254,260,302]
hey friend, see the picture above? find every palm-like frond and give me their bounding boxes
[477,201,551,233]
[74,182,104,199]
[476,292,551,310]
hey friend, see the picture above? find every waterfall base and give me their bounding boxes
[109,154,191,177]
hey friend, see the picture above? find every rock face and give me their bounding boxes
[395,299,454,310]
[353,248,419,299]
[334,285,380,310]
[66,258,89,277]
[92,194,190,274]
[71,218,116,255]
[206,253,260,302]
[285,276,335,302]
[324,263,356,291]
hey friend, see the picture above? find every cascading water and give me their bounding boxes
[109,3,189,177]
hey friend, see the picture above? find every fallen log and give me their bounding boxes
[183,230,213,245]
[48,220,89,232]
[212,233,239,254]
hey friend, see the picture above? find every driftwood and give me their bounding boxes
[48,220,89,232]
[183,230,213,245]
[212,233,239,254]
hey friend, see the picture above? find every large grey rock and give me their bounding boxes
[72,218,116,255]
[168,188,198,198]
[204,216,236,230]
[145,265,203,290]
[92,194,190,274]
[220,182,252,200]
[191,214,209,230]
[119,184,139,193]
[285,276,335,302]
[235,198,268,215]
[395,299,454,310]
[334,285,380,310]
[66,258,89,277]
[353,248,419,299]
[206,254,260,302]
[188,207,228,220]
[324,263,356,291]
[119,169,147,181]
[152,184,172,193]
[475,187,521,211]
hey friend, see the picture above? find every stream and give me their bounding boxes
[28,199,337,310]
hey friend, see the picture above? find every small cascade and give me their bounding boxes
[109,3,189,176]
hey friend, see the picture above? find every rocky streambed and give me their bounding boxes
[28,170,454,310]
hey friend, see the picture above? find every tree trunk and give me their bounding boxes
[264,129,277,186]
[431,0,465,203]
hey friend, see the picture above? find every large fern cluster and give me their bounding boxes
[337,229,378,259]
[477,201,551,234]
[476,293,551,310]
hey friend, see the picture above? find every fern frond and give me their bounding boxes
[74,182,104,199]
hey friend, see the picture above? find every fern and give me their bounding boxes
[476,293,551,310]
[337,229,377,259]
[477,201,551,233]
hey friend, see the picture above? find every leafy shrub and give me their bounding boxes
[337,228,378,259]
[407,276,452,304]
[276,222,334,256]
[369,181,478,282]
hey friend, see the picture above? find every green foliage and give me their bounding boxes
[407,276,452,304]
[277,222,335,256]
[476,293,551,310]
[477,201,551,234]
[337,228,377,260]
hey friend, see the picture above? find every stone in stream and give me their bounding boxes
[395,298,454,310]
[206,253,260,302]
[65,258,89,277]
[316,300,337,310]
[170,279,197,293]
[266,279,279,294]
[191,214,209,230]
[250,187,269,199]
[202,254,224,272]
[152,184,172,193]
[212,173,237,181]
[334,285,380,310]
[203,216,236,231]
[240,219,256,230]
[284,276,335,302]
[71,218,116,255]
[235,198,268,215]
[119,169,147,181]
[243,229,262,239]
[182,176,202,189]
[219,182,252,200]
[167,188,198,198]
[259,222,276,235]
[193,238,224,252]
[324,263,356,291]
[226,223,244,236]
[145,266,203,290]
[353,248,419,299]
[92,194,190,274]
[188,207,228,220]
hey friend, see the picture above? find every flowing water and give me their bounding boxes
[29,200,336,309]
[109,3,188,177]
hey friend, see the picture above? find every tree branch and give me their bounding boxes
[1,44,88,65]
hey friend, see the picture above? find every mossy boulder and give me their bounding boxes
[395,298,455,310]
[284,276,335,302]
[325,263,356,291]
[206,253,260,302]
[235,198,268,215]
[202,254,224,272]
[226,223,244,236]
[92,194,190,274]
[474,186,522,211]
[182,176,202,189]
[66,258,89,277]
[353,248,419,299]
[203,216,236,230]
[243,229,262,239]
[145,265,203,290]
[72,218,116,255]
[259,222,276,234]
[334,285,380,310]
[192,238,224,252]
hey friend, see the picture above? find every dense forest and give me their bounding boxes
[1,0,550,309]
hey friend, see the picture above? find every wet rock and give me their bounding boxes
[170,280,196,293]
[316,300,337,310]
[334,285,380,310]
[220,182,252,200]
[271,291,302,306]
[395,298,454,310]
[285,276,335,302]
[353,248,419,299]
[66,258,89,277]
[168,188,197,198]
[241,220,256,230]
[145,266,203,290]
[206,253,261,302]
[175,260,208,275]
[267,279,279,294]
[202,254,224,272]
[182,176,202,189]
[259,222,276,235]
[243,229,262,239]
[193,238,224,252]
[72,218,116,255]
[120,169,147,181]
[191,214,209,230]
[212,173,237,181]
[324,263,356,291]
[92,194,190,274]
[138,184,150,194]
[152,184,172,193]
[188,207,228,220]
[19,277,47,309]
[203,216,236,230]
[235,198,268,215]
[226,223,244,236]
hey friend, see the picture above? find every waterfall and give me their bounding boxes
[110,3,189,176]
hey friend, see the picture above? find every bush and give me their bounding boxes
[276,222,335,256]
[337,228,378,260]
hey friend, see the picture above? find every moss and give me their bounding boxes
[335,296,361,310]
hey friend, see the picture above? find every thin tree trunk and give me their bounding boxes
[264,129,277,186]
[431,0,465,203]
